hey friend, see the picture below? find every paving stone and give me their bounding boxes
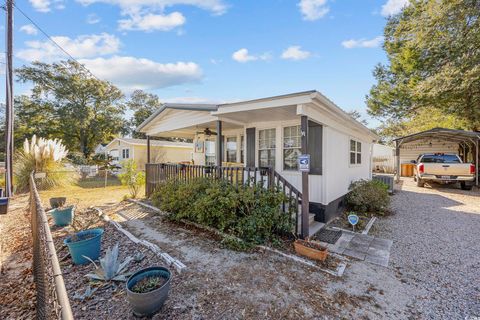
[370,238,393,251]
[346,241,370,254]
[343,248,366,260]
[365,254,389,267]
[367,246,390,259]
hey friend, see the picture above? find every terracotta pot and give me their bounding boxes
[294,239,328,262]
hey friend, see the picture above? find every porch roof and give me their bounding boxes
[393,127,480,146]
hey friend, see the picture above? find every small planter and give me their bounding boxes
[50,197,66,208]
[50,205,75,227]
[0,197,9,215]
[294,239,329,262]
[126,266,172,317]
[64,228,104,265]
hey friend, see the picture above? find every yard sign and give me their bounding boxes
[348,214,359,232]
[298,154,310,172]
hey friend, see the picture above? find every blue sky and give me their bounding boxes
[7,0,409,127]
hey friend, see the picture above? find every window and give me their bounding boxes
[122,148,130,159]
[205,140,216,166]
[258,128,276,167]
[226,137,237,162]
[350,139,362,165]
[240,135,244,164]
[283,125,301,170]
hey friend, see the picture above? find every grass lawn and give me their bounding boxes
[39,175,145,209]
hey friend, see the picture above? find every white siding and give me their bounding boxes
[324,126,373,204]
[400,140,458,164]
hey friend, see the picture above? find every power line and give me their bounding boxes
[12,3,102,81]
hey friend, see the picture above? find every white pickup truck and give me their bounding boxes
[412,153,476,190]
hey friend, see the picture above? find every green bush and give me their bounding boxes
[151,178,293,249]
[118,160,145,198]
[345,179,390,214]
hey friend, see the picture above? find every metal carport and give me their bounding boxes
[393,128,480,186]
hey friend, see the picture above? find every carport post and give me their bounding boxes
[395,140,401,183]
[476,140,479,186]
[147,135,151,164]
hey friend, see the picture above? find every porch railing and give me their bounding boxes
[145,163,304,236]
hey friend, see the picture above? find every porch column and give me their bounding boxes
[476,139,479,186]
[300,115,310,239]
[395,140,401,183]
[216,120,223,166]
[147,135,151,164]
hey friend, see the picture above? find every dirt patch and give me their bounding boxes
[0,195,36,320]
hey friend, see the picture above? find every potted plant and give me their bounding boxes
[0,197,9,215]
[49,205,75,227]
[126,266,172,317]
[64,228,104,265]
[50,197,66,208]
[294,239,329,262]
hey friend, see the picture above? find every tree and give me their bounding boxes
[125,90,161,138]
[375,108,469,144]
[347,110,369,126]
[366,0,480,131]
[16,60,128,157]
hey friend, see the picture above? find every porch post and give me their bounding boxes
[147,135,151,164]
[300,115,310,239]
[395,140,401,183]
[476,139,479,186]
[216,120,223,166]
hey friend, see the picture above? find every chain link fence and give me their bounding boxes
[29,172,74,319]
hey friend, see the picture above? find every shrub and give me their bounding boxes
[118,160,145,198]
[345,179,390,214]
[151,178,293,249]
[14,135,73,192]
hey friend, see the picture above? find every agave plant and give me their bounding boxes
[73,286,98,301]
[85,243,132,281]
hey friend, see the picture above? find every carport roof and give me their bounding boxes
[393,127,480,145]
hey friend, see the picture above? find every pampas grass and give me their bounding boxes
[15,135,75,192]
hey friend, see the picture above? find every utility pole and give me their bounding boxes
[4,0,14,197]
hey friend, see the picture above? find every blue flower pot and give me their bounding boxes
[64,228,104,265]
[50,205,75,227]
[0,197,9,215]
[126,266,172,317]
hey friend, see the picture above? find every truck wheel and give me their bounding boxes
[460,182,473,190]
[416,177,425,187]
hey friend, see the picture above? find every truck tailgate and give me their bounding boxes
[423,163,472,176]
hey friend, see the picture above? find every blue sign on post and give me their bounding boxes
[348,214,359,232]
[298,154,310,172]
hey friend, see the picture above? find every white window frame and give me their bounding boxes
[225,136,238,163]
[258,128,276,168]
[349,139,362,166]
[122,148,130,159]
[282,125,301,171]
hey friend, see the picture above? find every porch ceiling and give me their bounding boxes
[217,105,298,123]
[150,120,242,139]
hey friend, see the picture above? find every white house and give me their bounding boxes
[104,137,193,169]
[137,90,377,237]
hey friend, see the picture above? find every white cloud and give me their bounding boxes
[29,0,65,12]
[86,13,101,24]
[341,36,384,49]
[118,11,185,31]
[232,48,271,63]
[79,56,203,90]
[17,33,121,62]
[298,0,329,21]
[20,24,38,35]
[281,46,311,60]
[381,0,409,16]
[76,0,226,31]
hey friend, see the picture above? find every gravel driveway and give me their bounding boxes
[372,179,480,319]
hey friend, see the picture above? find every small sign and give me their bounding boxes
[348,214,359,226]
[298,154,310,172]
[34,172,46,179]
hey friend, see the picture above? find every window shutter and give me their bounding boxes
[308,121,323,175]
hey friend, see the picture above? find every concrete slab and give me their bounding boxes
[346,241,370,254]
[365,254,389,267]
[343,248,367,260]
[370,238,393,251]
[366,246,390,260]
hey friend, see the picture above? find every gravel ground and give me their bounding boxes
[371,179,480,319]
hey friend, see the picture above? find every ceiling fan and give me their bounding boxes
[196,128,217,136]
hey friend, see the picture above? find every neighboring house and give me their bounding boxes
[104,138,193,169]
[372,143,395,173]
[94,143,107,154]
[137,90,377,230]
